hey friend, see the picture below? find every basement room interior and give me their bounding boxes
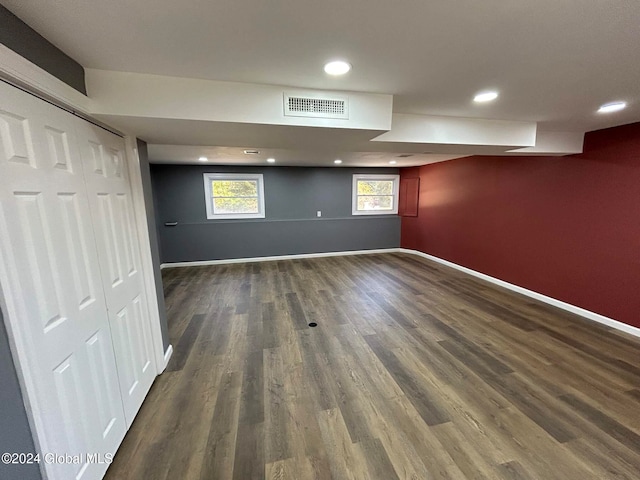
[1,1,639,479]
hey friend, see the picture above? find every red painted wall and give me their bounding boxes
[400,122,640,328]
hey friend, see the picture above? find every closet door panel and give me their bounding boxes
[0,81,126,480]
[77,121,156,426]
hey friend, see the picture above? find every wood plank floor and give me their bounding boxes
[104,252,640,480]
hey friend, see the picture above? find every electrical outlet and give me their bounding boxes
[317,210,322,217]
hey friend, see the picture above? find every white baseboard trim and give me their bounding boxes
[159,246,639,339]
[399,248,640,339]
[160,248,402,269]
[161,344,173,372]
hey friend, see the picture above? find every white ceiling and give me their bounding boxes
[147,145,463,168]
[94,114,520,166]
[6,0,640,164]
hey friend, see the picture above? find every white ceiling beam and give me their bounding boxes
[371,113,537,148]
[85,69,584,163]
[507,131,584,155]
[85,69,393,132]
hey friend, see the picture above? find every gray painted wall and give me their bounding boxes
[0,5,86,94]
[137,140,170,350]
[0,310,41,480]
[152,165,401,263]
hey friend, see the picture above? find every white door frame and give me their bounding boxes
[0,44,171,381]
[123,137,173,372]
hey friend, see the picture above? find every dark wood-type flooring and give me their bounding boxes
[105,252,640,479]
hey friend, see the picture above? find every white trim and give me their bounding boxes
[161,246,639,338]
[399,248,640,339]
[0,43,93,114]
[162,344,174,371]
[352,174,400,215]
[125,139,167,375]
[203,173,266,220]
[161,248,403,268]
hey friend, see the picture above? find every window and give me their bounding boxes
[352,174,400,215]
[203,173,265,219]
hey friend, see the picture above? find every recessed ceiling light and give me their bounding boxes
[334,159,343,164]
[598,101,627,113]
[389,160,397,165]
[243,149,260,155]
[198,156,208,162]
[474,91,499,103]
[267,158,276,163]
[324,60,351,76]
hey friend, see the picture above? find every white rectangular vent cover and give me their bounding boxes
[283,92,349,119]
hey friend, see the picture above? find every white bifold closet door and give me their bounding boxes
[79,111,156,427]
[0,81,155,480]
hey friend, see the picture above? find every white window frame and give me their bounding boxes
[352,174,400,215]
[203,173,265,219]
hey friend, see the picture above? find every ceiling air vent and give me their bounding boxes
[397,154,414,158]
[283,91,349,120]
